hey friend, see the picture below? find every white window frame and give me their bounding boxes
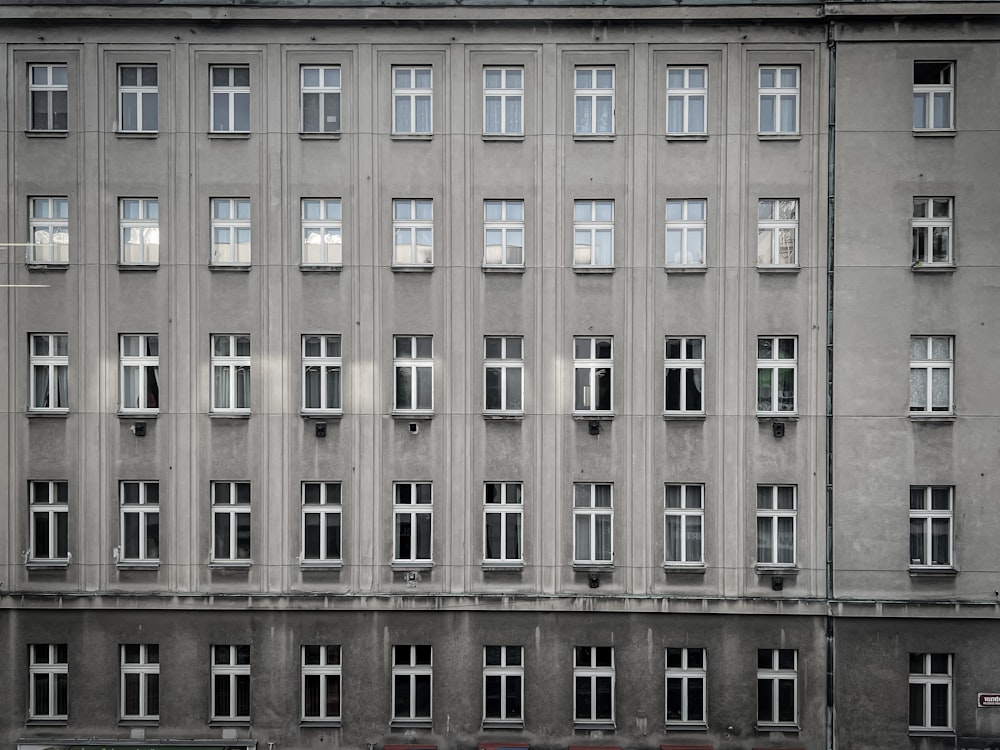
[909,335,954,414]
[573,336,613,414]
[29,644,68,720]
[392,199,433,267]
[483,67,524,136]
[665,199,707,268]
[757,648,798,727]
[484,336,524,414]
[301,645,341,722]
[211,645,251,721]
[29,333,69,413]
[664,484,704,566]
[118,65,158,133]
[211,481,251,564]
[301,65,341,134]
[757,199,799,267]
[29,64,68,132]
[909,486,953,569]
[756,485,797,567]
[574,67,615,135]
[119,334,159,415]
[483,199,525,268]
[301,482,342,566]
[29,197,69,265]
[211,334,251,414]
[665,647,706,726]
[483,482,523,565]
[573,199,614,268]
[573,646,614,725]
[912,197,953,266]
[29,480,69,564]
[573,483,613,566]
[393,335,433,414]
[666,66,707,135]
[210,65,250,133]
[121,644,159,721]
[302,334,343,415]
[756,336,797,415]
[119,481,160,565]
[393,482,433,566]
[301,198,343,267]
[664,336,705,415]
[758,66,799,135]
[909,653,953,731]
[913,62,954,132]
[211,198,251,266]
[392,67,432,135]
[120,198,160,266]
[483,645,523,725]
[392,645,432,723]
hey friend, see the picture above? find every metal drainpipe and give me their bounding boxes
[825,17,838,750]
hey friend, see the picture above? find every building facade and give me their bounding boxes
[0,2,997,750]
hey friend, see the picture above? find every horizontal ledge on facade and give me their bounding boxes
[665,133,709,142]
[391,412,434,420]
[24,718,69,726]
[663,413,706,421]
[482,134,525,142]
[117,263,159,271]
[26,410,70,418]
[389,719,433,729]
[908,566,958,577]
[572,563,615,572]
[662,564,707,574]
[754,722,800,732]
[908,413,956,423]
[911,263,956,273]
[572,134,616,142]
[481,561,524,572]
[209,561,252,570]
[25,560,70,570]
[26,263,69,271]
[300,561,344,571]
[573,266,615,274]
[913,129,957,137]
[389,133,433,141]
[664,265,708,274]
[908,729,956,737]
[301,411,343,420]
[208,264,252,272]
[299,132,341,140]
[756,415,798,422]
[755,566,799,576]
[301,719,342,728]
[208,719,251,727]
[757,133,802,141]
[572,722,617,731]
[300,264,343,272]
[480,720,526,730]
[117,718,160,726]
[116,562,160,571]
[391,265,434,273]
[661,724,710,734]
[119,412,159,419]
[755,264,800,273]
[482,265,526,274]
[207,132,250,139]
[25,130,68,138]
[391,562,434,572]
[483,413,524,421]
[115,131,158,139]
[208,412,251,419]
[572,413,614,421]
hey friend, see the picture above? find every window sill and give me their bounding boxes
[665,131,709,141]
[25,130,69,138]
[119,411,159,419]
[757,133,801,141]
[391,561,434,572]
[299,132,342,140]
[756,264,800,273]
[913,129,957,138]
[26,262,69,271]
[300,264,343,272]
[26,560,70,570]
[390,133,433,141]
[663,722,709,731]
[757,414,798,422]
[909,413,956,423]
[207,132,251,139]
[482,133,525,141]
[908,729,956,737]
[209,412,251,419]
[755,722,800,732]
[483,265,526,274]
[118,263,159,271]
[301,411,343,419]
[210,561,253,569]
[209,264,251,272]
[116,131,158,139]
[482,719,525,729]
[912,263,956,273]
[663,563,707,574]
[117,561,160,570]
[390,719,433,729]
[301,719,342,727]
[663,413,706,421]
[482,561,524,571]
[118,718,160,726]
[573,266,615,274]
[573,413,614,421]
[755,565,799,575]
[484,412,524,421]
[391,264,434,273]
[573,563,614,572]
[27,410,70,418]
[573,134,615,141]
[573,721,616,731]
[665,265,708,274]
[392,411,434,420]
[909,566,958,577]
[26,718,69,726]
[301,560,344,570]
[209,719,252,727]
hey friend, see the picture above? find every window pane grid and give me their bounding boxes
[29,197,70,264]
[29,333,69,411]
[757,648,797,725]
[29,64,68,131]
[120,481,160,563]
[392,67,433,135]
[666,66,707,135]
[301,198,343,266]
[665,647,706,724]
[909,335,954,413]
[665,199,706,266]
[211,198,251,265]
[757,198,799,266]
[483,482,523,563]
[909,486,953,567]
[29,644,69,719]
[573,646,614,723]
[483,68,524,135]
[120,198,160,265]
[119,65,158,133]
[120,644,159,720]
[29,480,69,562]
[301,482,342,563]
[212,645,251,720]
[756,485,796,566]
[211,334,251,412]
[573,483,613,564]
[909,652,953,730]
[574,67,615,135]
[912,197,953,265]
[392,645,432,721]
[484,335,524,413]
[302,334,343,412]
[483,199,525,267]
[756,336,797,414]
[913,62,954,131]
[758,66,799,134]
[573,199,614,267]
[120,334,160,414]
[302,645,341,720]
[210,66,250,133]
[393,483,433,564]
[664,484,704,564]
[301,66,341,133]
[393,335,433,412]
[664,336,705,414]
[483,645,523,722]
[573,336,613,413]
[392,199,434,266]
[211,482,251,562]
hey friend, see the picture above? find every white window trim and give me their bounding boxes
[211,482,252,564]
[120,644,159,721]
[29,480,69,564]
[665,647,707,726]
[301,198,343,268]
[756,336,798,416]
[119,198,160,266]
[483,645,524,725]
[572,483,614,566]
[484,336,524,415]
[29,333,69,413]
[573,336,614,415]
[29,197,69,265]
[301,645,341,722]
[664,336,705,416]
[756,485,797,568]
[119,481,160,565]
[392,335,434,414]
[664,484,704,566]
[392,482,433,566]
[757,649,798,728]
[301,482,343,566]
[483,199,525,268]
[300,65,341,134]
[210,334,251,415]
[757,198,799,268]
[665,199,707,268]
[573,199,614,269]
[909,486,954,570]
[911,197,954,267]
[211,645,251,721]
[392,66,433,136]
[118,65,158,134]
[758,66,800,136]
[392,199,434,267]
[119,334,159,415]
[301,334,343,415]
[483,482,523,566]
[29,644,68,720]
[909,653,953,731]
[913,61,955,133]
[909,335,954,415]
[483,67,524,136]
[210,198,251,267]
[210,66,250,134]
[391,645,433,723]
[573,646,615,726]
[666,66,707,136]
[29,64,68,132]
[574,67,615,136]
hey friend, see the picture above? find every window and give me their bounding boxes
[909,486,953,569]
[120,198,160,265]
[29,197,69,265]
[910,335,953,414]
[120,481,159,564]
[483,646,523,724]
[302,645,341,722]
[756,336,797,415]
[301,199,343,267]
[120,334,159,414]
[664,337,704,415]
[392,199,433,266]
[212,645,250,721]
[913,62,954,131]
[29,333,69,412]
[756,485,796,567]
[574,646,614,725]
[301,482,342,565]
[912,197,953,266]
[574,67,614,135]
[119,65,157,133]
[29,481,69,563]
[573,336,613,414]
[392,67,432,135]
[758,66,799,135]
[664,484,704,566]
[757,199,798,267]
[666,67,706,135]
[484,336,523,414]
[210,66,250,133]
[665,647,706,725]
[393,482,432,565]
[211,482,251,563]
[302,335,342,414]
[121,644,159,721]
[29,64,68,131]
[392,645,432,723]
[909,653,952,731]
[393,335,433,413]
[573,483,613,565]
[211,334,251,414]
[665,199,706,267]
[301,66,341,134]
[29,644,68,720]
[211,198,251,266]
[484,482,523,565]
[573,200,614,268]
[484,68,523,135]
[484,200,524,268]
[757,649,797,726]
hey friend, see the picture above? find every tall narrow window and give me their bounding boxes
[758,66,799,135]
[29,64,68,131]
[574,67,614,135]
[664,336,704,415]
[757,649,797,726]
[120,481,160,564]
[573,483,613,565]
[393,482,433,565]
[909,335,953,414]
[29,197,69,265]
[666,67,706,135]
[909,653,952,731]
[119,65,158,133]
[210,66,250,133]
[756,485,796,567]
[301,482,342,565]
[757,199,798,267]
[301,199,342,267]
[212,645,250,721]
[913,62,954,131]
[483,482,523,565]
[757,336,797,415]
[211,198,251,266]
[483,646,523,725]
[483,200,524,268]
[29,644,68,720]
[484,68,523,136]
[392,199,433,266]
[665,647,706,726]
[573,646,614,725]
[120,334,159,414]
[301,66,341,134]
[121,644,159,721]
[120,198,160,266]
[484,336,523,414]
[909,486,953,569]
[573,336,613,414]
[211,482,251,563]
[665,199,706,267]
[392,645,432,723]
[392,67,432,135]
[29,333,69,412]
[393,335,433,413]
[302,645,341,722]
[302,335,342,414]
[573,200,614,268]
[211,334,251,414]
[29,480,69,563]
[912,197,953,266]
[664,484,704,566]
